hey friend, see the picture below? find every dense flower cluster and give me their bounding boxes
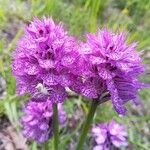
[92,120,128,150]
[12,17,146,144]
[12,17,145,114]
[12,17,78,103]
[21,99,66,144]
[75,29,145,114]
[12,17,76,143]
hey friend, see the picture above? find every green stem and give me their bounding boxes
[44,141,49,150]
[53,104,59,150]
[75,100,98,150]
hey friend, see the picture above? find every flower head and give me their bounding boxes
[92,120,128,150]
[77,29,145,114]
[21,99,66,144]
[12,17,78,103]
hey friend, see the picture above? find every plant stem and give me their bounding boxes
[75,100,98,150]
[44,141,49,150]
[53,104,59,150]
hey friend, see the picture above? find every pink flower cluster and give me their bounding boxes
[92,120,128,150]
[12,17,146,143]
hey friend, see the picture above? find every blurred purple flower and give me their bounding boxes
[12,17,78,103]
[92,120,128,150]
[21,98,66,144]
[76,29,145,114]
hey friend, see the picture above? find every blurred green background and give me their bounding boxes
[0,0,150,149]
